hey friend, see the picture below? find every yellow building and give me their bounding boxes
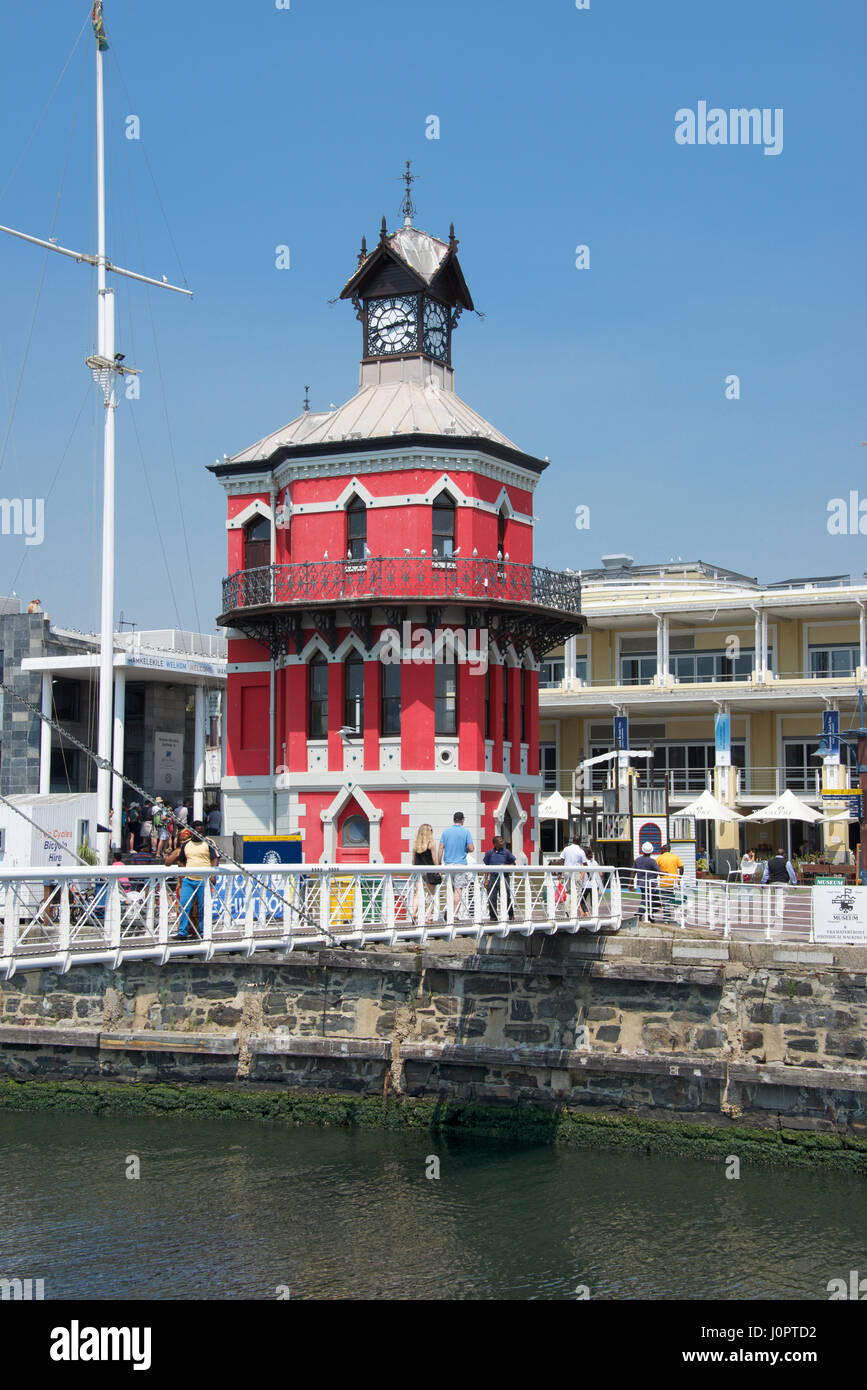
[540,557,866,870]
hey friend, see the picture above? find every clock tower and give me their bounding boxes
[213,175,585,866]
[340,196,473,380]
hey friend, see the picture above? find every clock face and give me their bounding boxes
[423,299,450,362]
[367,295,418,355]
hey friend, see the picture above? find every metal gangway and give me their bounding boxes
[0,863,622,978]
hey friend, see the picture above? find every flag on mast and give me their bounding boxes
[92,2,109,51]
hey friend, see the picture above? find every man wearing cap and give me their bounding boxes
[165,822,219,940]
[633,842,660,922]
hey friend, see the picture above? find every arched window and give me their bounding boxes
[520,668,527,743]
[432,492,456,558]
[244,513,270,570]
[308,655,328,738]
[502,664,510,744]
[346,495,367,561]
[435,662,457,735]
[497,506,508,561]
[344,652,364,734]
[381,661,401,736]
[484,666,491,740]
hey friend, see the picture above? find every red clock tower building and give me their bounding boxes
[213,193,584,864]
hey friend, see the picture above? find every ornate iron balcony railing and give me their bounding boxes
[221,556,582,617]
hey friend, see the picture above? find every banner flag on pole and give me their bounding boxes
[92,2,109,51]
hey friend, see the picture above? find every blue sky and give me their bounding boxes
[0,0,864,634]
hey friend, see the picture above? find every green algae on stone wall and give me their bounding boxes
[0,1077,865,1174]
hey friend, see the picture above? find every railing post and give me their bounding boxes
[157,877,170,944]
[319,869,331,940]
[105,879,122,949]
[203,876,213,944]
[473,869,484,930]
[444,871,455,938]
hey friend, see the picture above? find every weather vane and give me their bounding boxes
[398,160,417,225]
[303,385,310,412]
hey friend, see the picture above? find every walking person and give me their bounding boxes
[410,823,441,923]
[562,832,589,918]
[762,847,797,924]
[165,823,219,941]
[153,798,173,859]
[125,802,141,853]
[437,811,475,919]
[633,841,661,922]
[174,799,188,850]
[737,847,758,921]
[483,833,516,922]
[581,846,602,918]
[140,804,154,854]
[656,842,684,923]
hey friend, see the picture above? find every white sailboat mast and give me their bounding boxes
[94,37,116,864]
[0,5,192,864]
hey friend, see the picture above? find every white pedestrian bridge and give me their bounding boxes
[0,864,620,977]
[0,864,834,978]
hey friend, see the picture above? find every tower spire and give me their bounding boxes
[398,159,417,226]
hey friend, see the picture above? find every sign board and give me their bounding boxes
[822,709,840,759]
[204,748,221,785]
[241,834,303,867]
[813,884,867,944]
[814,875,845,886]
[714,711,731,767]
[154,731,184,793]
[613,715,628,751]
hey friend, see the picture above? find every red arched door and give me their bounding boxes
[336,804,370,864]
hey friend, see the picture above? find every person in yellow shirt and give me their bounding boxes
[655,842,684,922]
[165,823,218,940]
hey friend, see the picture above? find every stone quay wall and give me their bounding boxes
[1,927,867,1162]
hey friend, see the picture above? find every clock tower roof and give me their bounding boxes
[221,370,528,467]
[339,221,474,311]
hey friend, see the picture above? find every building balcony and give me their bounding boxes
[540,765,860,806]
[220,556,584,624]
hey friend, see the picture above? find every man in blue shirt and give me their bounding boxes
[483,834,516,921]
[438,811,474,917]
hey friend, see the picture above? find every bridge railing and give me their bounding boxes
[0,863,621,977]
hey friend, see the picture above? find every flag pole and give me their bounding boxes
[93,10,117,864]
[0,3,191,863]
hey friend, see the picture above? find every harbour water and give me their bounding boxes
[0,1110,863,1300]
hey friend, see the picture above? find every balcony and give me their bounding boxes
[221,555,583,622]
[540,765,860,804]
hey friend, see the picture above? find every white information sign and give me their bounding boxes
[154,731,184,793]
[812,885,867,945]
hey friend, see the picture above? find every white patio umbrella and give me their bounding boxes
[744,787,824,861]
[537,790,571,821]
[679,790,744,823]
[679,789,744,872]
[538,790,571,853]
